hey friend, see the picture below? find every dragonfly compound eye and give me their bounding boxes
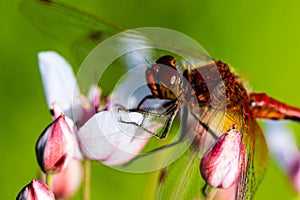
[145,55,181,100]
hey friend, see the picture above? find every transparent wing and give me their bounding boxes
[156,146,205,199]
[20,1,214,95]
[20,0,212,67]
[19,0,123,64]
[236,115,269,199]
[156,103,208,199]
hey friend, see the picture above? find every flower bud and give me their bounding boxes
[36,114,75,173]
[200,125,246,189]
[51,159,83,199]
[16,179,55,200]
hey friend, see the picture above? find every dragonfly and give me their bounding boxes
[145,55,300,199]
[20,0,300,199]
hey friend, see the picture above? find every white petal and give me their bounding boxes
[38,51,80,112]
[78,110,153,165]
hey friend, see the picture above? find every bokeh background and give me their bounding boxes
[1,0,300,199]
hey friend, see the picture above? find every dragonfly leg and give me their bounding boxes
[122,105,189,165]
[118,117,161,139]
[114,99,177,117]
[249,93,300,121]
[115,104,163,117]
[159,104,179,139]
[116,99,179,139]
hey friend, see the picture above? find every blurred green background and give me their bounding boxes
[1,0,300,199]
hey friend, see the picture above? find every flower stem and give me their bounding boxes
[45,173,53,189]
[83,160,91,200]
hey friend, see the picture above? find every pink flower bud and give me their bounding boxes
[36,114,75,173]
[51,159,83,199]
[200,125,246,189]
[16,179,55,200]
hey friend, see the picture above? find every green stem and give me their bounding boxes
[45,173,53,190]
[83,160,91,200]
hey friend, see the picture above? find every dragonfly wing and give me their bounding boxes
[19,0,123,64]
[156,146,205,199]
[20,1,213,68]
[236,115,269,200]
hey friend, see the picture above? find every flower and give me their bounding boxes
[200,125,246,189]
[264,121,300,193]
[35,103,76,174]
[38,51,100,128]
[16,179,55,200]
[38,51,159,166]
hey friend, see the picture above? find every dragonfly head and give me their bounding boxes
[146,55,182,100]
